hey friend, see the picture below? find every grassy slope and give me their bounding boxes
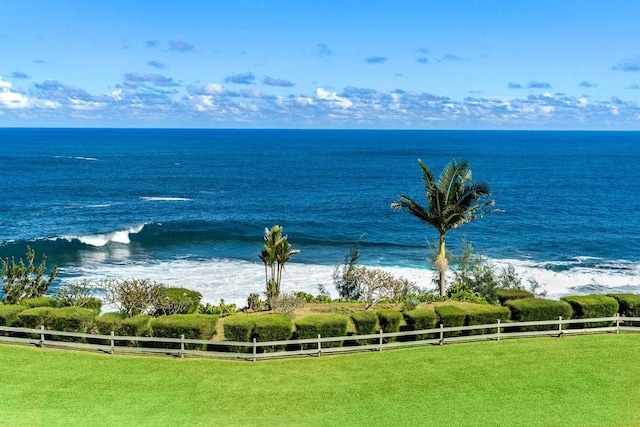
[1,334,639,426]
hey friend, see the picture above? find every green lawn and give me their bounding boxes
[1,334,639,426]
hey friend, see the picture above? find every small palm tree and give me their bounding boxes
[391,159,494,296]
[259,225,300,309]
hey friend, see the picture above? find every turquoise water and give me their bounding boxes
[1,128,639,303]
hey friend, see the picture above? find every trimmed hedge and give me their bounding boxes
[505,298,573,331]
[434,305,466,337]
[77,297,103,314]
[155,287,202,315]
[95,312,126,335]
[295,314,348,349]
[350,311,379,345]
[561,295,618,328]
[462,304,511,335]
[47,307,96,341]
[0,305,27,327]
[403,309,437,340]
[17,307,55,329]
[223,315,256,353]
[376,309,403,342]
[120,315,152,346]
[151,314,218,350]
[609,294,640,317]
[20,297,58,308]
[253,314,293,351]
[496,289,534,305]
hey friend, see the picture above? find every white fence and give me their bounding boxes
[0,315,638,361]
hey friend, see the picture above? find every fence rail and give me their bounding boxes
[1,315,638,361]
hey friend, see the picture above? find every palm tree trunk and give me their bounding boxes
[436,233,448,296]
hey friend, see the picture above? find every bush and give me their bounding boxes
[154,287,202,316]
[253,314,292,351]
[76,297,103,314]
[271,293,305,317]
[119,315,152,347]
[505,298,573,331]
[17,307,54,329]
[434,305,466,337]
[0,304,27,327]
[376,309,403,342]
[496,289,534,305]
[95,312,126,335]
[223,315,256,352]
[609,294,640,317]
[20,297,58,308]
[403,308,437,340]
[151,314,218,350]
[350,311,379,344]
[46,307,96,341]
[294,314,348,349]
[462,304,511,335]
[609,294,640,327]
[561,295,618,328]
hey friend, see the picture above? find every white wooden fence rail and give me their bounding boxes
[0,315,638,361]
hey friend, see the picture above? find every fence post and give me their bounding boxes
[378,329,383,351]
[558,316,563,337]
[439,324,444,345]
[180,334,185,358]
[497,319,501,341]
[318,334,322,357]
[40,325,45,348]
[252,338,257,362]
[110,330,115,354]
[616,313,620,334]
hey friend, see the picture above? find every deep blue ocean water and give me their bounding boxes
[1,128,639,304]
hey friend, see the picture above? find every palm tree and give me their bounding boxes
[259,225,300,308]
[391,159,494,296]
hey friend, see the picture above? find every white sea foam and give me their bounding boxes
[140,196,191,202]
[74,156,99,161]
[61,224,147,247]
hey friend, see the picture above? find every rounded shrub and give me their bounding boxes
[403,308,437,340]
[561,295,619,328]
[46,307,96,341]
[95,312,126,335]
[496,289,534,305]
[376,309,403,342]
[295,314,348,349]
[223,314,256,353]
[120,315,152,347]
[20,297,58,308]
[434,305,466,337]
[350,311,379,344]
[151,314,218,350]
[609,293,640,317]
[253,314,292,342]
[155,287,202,315]
[462,304,511,335]
[0,304,27,327]
[17,307,55,329]
[505,298,573,331]
[76,297,103,314]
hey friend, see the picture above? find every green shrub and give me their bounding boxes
[609,294,640,317]
[505,298,573,331]
[434,305,466,337]
[155,287,202,315]
[0,304,27,327]
[17,307,54,329]
[223,315,256,353]
[462,304,511,335]
[376,309,403,342]
[294,314,348,349]
[76,297,103,313]
[95,312,126,335]
[350,311,379,344]
[19,297,58,308]
[46,307,96,341]
[151,314,218,350]
[496,289,534,305]
[561,295,618,328]
[253,314,292,351]
[119,315,152,346]
[403,308,437,340]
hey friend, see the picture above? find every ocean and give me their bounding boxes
[1,128,639,305]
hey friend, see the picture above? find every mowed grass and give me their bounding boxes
[1,334,639,426]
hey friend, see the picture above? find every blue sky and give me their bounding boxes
[1,0,640,129]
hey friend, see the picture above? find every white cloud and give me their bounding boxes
[316,87,353,108]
